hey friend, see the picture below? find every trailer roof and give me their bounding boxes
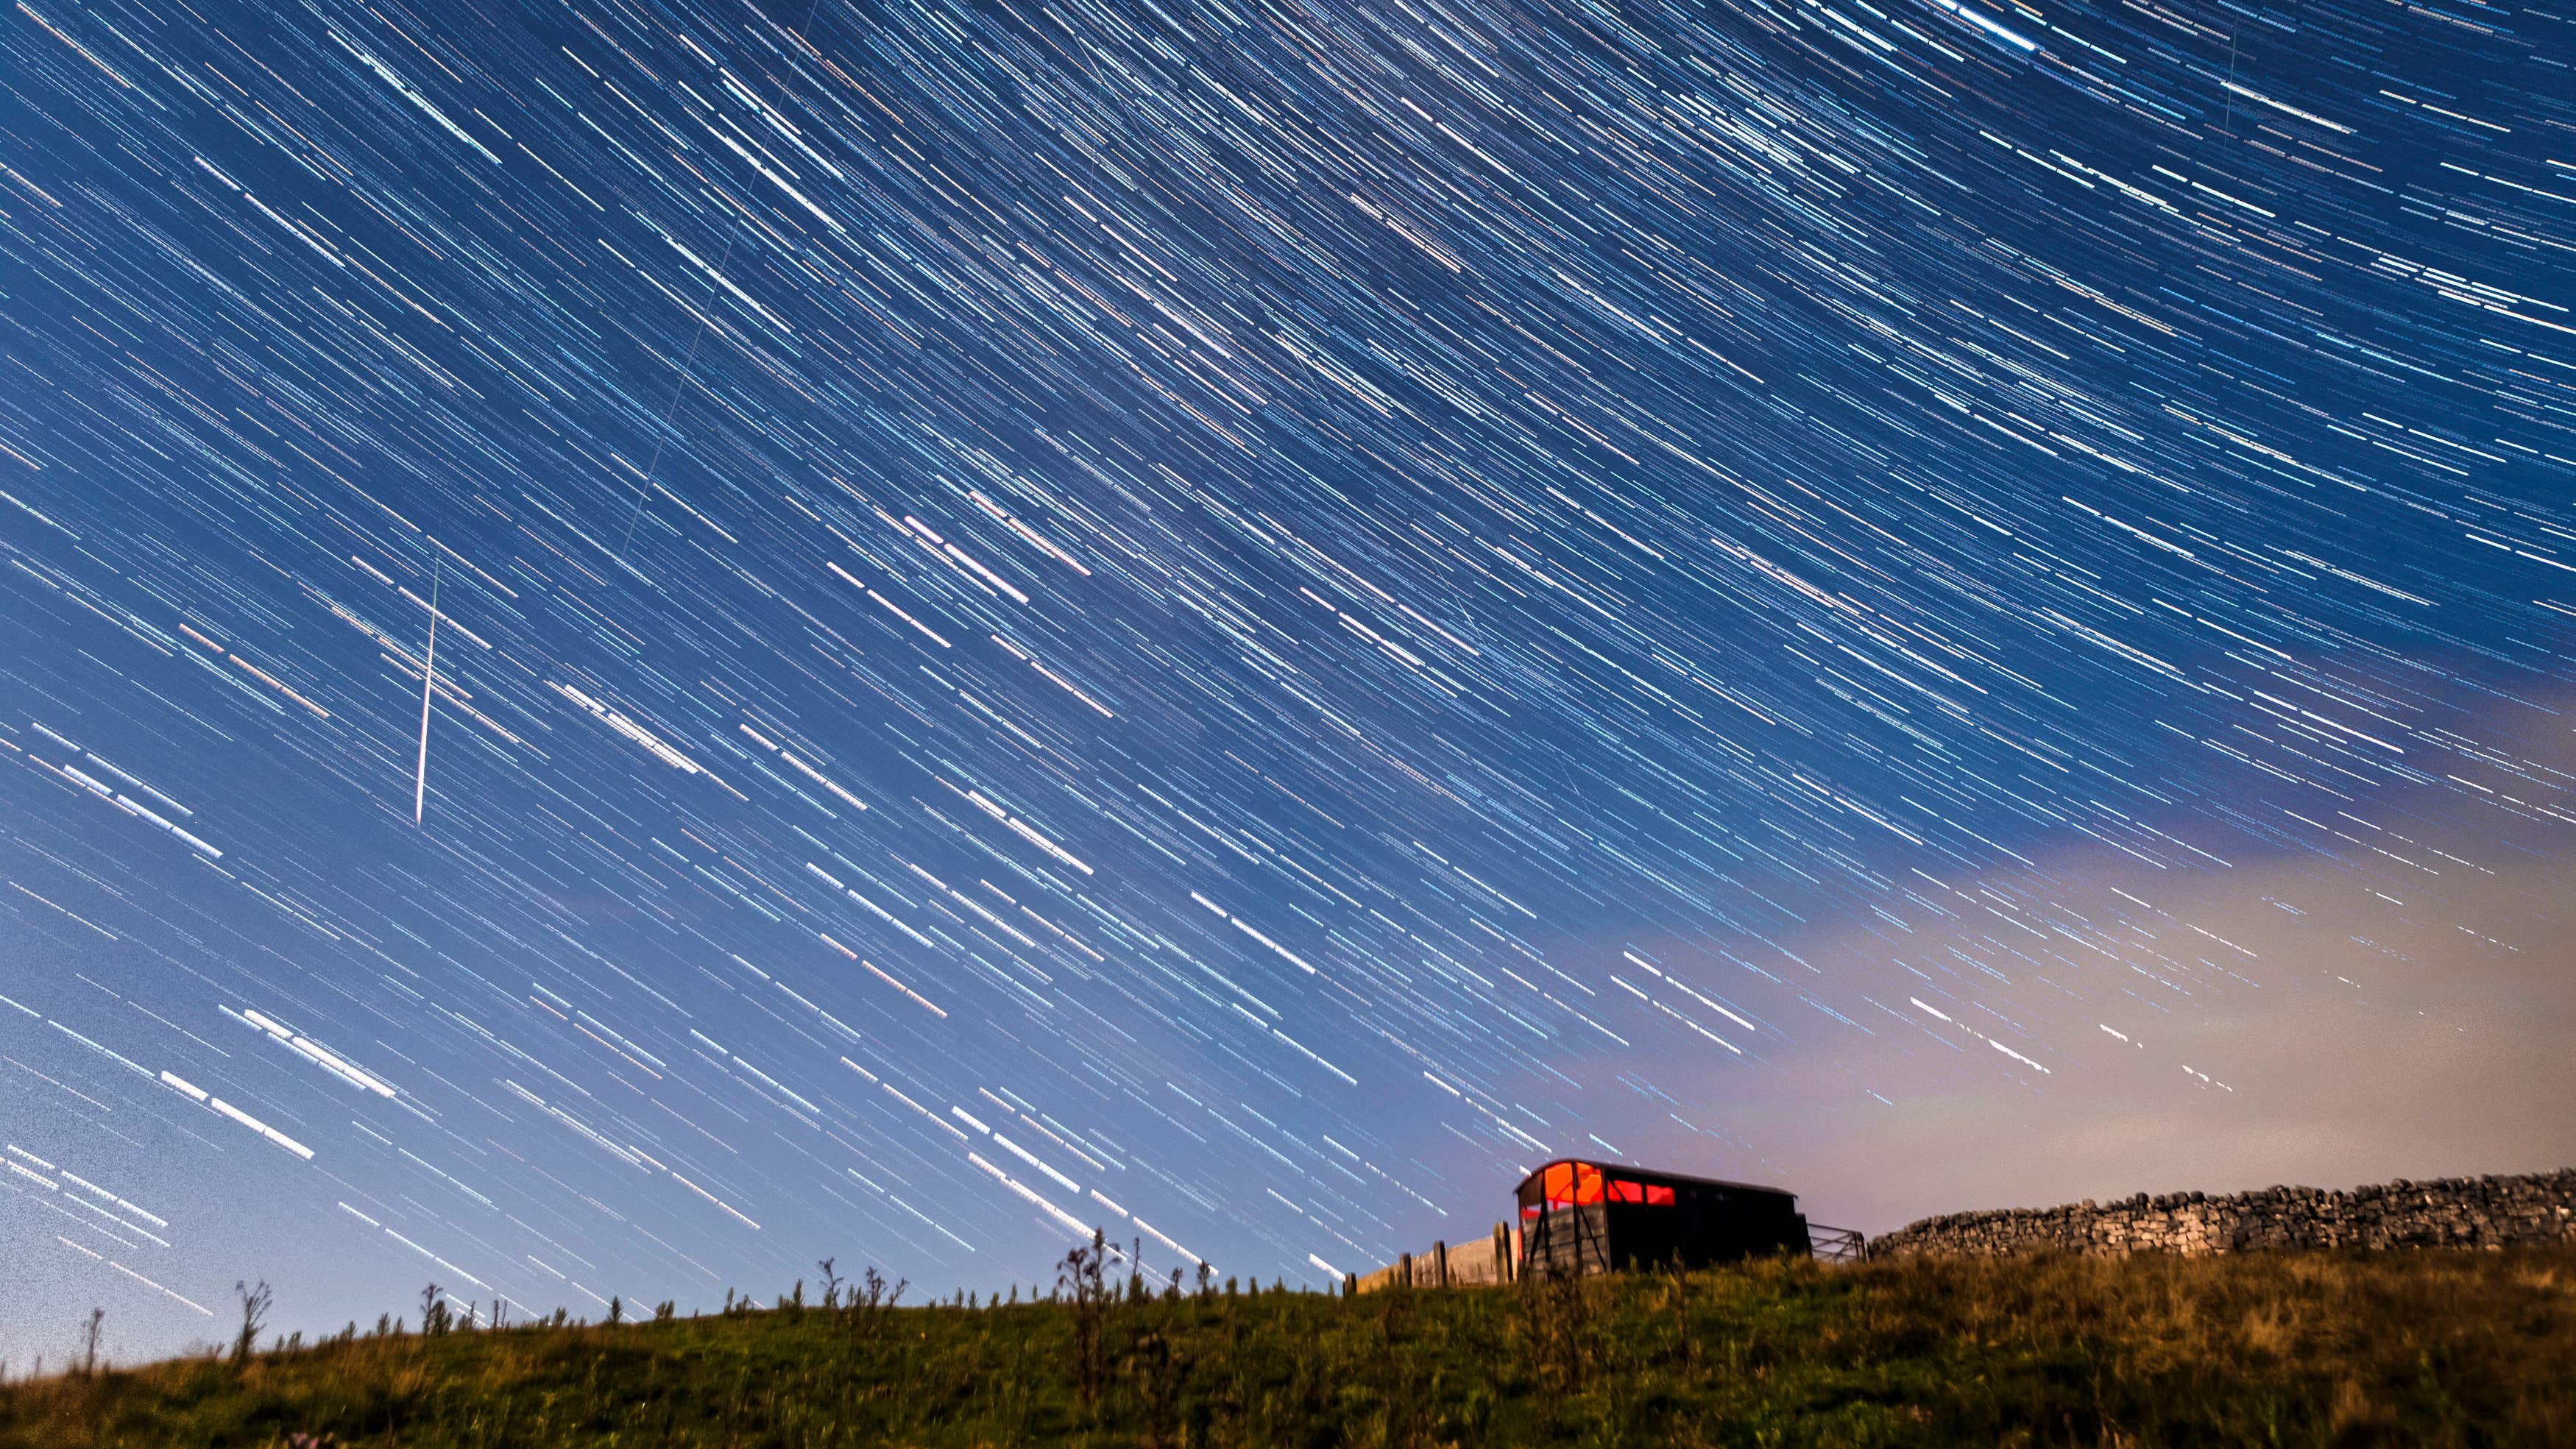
[1515,1158,1798,1202]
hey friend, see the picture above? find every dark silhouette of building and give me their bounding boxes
[1515,1158,1813,1275]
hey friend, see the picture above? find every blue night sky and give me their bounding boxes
[4,0,2573,1367]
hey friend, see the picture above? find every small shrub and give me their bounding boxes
[230,1281,270,1367]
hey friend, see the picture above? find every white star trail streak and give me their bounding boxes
[1,0,2572,1361]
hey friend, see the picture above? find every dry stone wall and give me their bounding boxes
[1867,1168,2576,1259]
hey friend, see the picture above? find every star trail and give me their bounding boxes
[3,0,2573,1361]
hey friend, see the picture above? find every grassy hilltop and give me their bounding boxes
[4,1245,2573,1447]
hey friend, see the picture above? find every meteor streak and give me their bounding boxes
[414,561,439,827]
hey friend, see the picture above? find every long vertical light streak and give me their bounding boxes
[414,562,440,827]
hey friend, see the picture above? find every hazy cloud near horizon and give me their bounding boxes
[1526,690,2576,1235]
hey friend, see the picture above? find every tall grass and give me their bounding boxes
[4,1244,2569,1446]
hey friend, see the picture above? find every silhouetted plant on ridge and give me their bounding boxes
[75,1310,102,1378]
[229,1280,269,1368]
[1057,1227,1111,1413]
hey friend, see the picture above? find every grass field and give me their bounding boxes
[4,1244,2572,1447]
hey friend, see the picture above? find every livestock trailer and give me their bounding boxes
[1516,1158,1811,1275]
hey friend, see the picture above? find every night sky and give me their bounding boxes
[5,0,2575,1367]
